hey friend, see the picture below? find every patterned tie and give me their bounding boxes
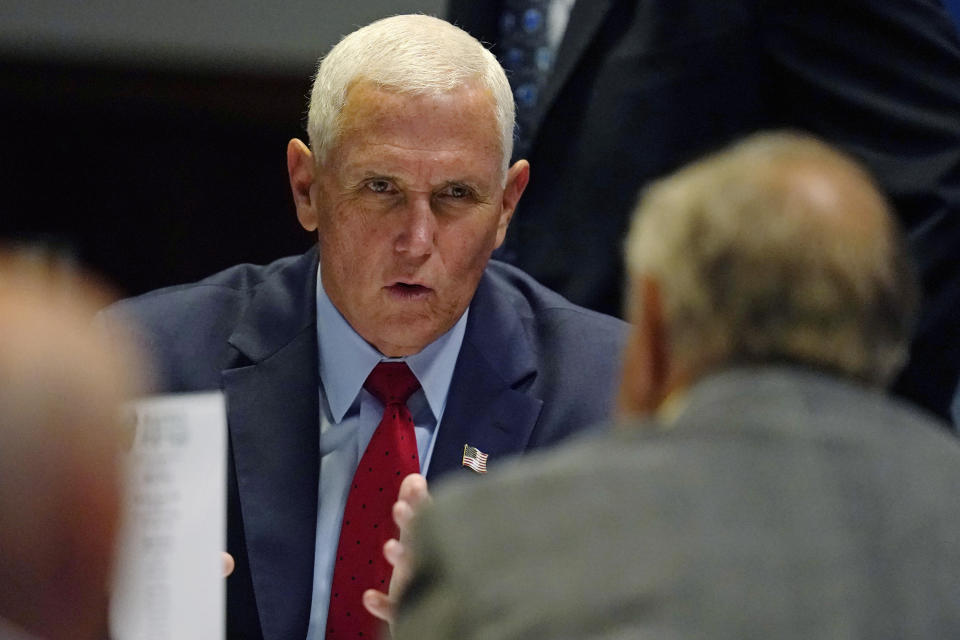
[326,362,421,639]
[500,0,554,158]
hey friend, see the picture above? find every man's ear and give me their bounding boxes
[617,274,670,419]
[494,159,530,248]
[287,138,319,232]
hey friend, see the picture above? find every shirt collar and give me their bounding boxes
[315,264,468,424]
[405,309,468,425]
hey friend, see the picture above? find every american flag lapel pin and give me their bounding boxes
[461,444,489,474]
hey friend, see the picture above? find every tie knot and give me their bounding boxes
[363,362,420,406]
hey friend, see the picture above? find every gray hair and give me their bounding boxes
[307,14,515,176]
[625,131,919,387]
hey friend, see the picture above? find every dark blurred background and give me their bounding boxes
[0,1,443,297]
[2,1,959,298]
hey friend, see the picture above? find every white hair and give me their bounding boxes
[307,14,515,176]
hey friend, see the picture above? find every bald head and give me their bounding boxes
[621,132,918,414]
[0,255,143,640]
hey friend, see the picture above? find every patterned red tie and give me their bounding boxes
[326,362,421,639]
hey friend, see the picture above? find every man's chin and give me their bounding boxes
[359,302,463,356]
[368,323,442,358]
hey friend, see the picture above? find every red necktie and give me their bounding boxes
[326,362,421,639]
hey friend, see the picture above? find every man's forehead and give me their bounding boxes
[339,81,499,139]
[328,81,503,182]
[342,77,494,108]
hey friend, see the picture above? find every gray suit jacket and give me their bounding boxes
[397,366,960,639]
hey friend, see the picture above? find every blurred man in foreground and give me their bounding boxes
[105,14,626,639]
[0,254,141,640]
[392,133,960,639]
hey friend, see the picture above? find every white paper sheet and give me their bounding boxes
[110,391,227,640]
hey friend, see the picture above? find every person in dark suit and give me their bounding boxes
[391,133,960,639]
[103,15,627,640]
[447,0,960,424]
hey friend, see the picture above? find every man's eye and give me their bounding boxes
[443,185,472,199]
[366,180,393,194]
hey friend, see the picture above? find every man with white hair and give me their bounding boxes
[106,14,626,640]
[391,133,960,639]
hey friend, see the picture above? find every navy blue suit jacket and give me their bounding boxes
[105,247,628,639]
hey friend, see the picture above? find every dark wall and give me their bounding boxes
[2,58,314,296]
[0,1,443,297]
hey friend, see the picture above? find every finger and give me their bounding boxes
[222,552,235,578]
[393,497,416,530]
[383,538,406,569]
[398,473,431,509]
[362,588,394,623]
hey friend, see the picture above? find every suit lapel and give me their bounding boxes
[532,0,615,140]
[428,271,544,480]
[223,249,320,640]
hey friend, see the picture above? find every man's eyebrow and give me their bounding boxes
[341,168,400,184]
[340,164,392,177]
[440,179,481,189]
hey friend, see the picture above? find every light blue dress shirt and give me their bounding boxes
[305,266,468,639]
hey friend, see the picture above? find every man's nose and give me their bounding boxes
[394,196,437,258]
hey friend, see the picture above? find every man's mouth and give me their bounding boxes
[385,282,432,299]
